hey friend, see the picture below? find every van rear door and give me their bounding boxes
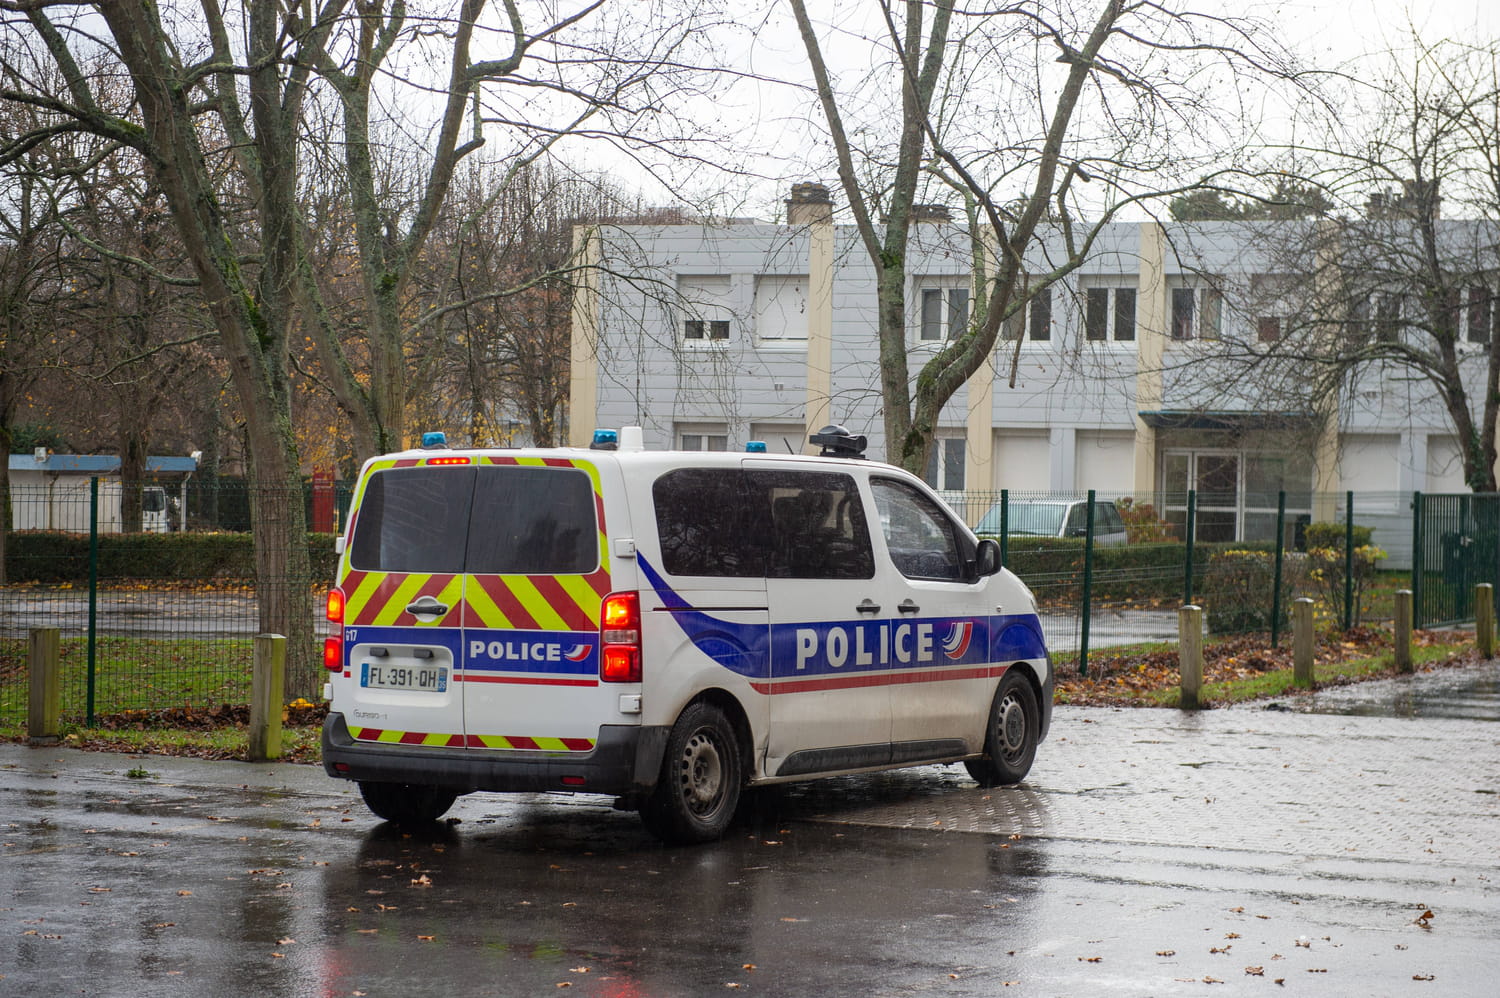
[338,460,471,748]
[459,457,619,751]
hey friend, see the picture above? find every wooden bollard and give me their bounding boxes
[1477,583,1495,660]
[1293,598,1315,689]
[248,633,286,762]
[1179,605,1203,710]
[1394,589,1413,673]
[28,628,61,745]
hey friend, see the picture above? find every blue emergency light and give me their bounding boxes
[745,441,767,453]
[590,429,619,450]
[421,431,448,448]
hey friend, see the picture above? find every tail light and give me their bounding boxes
[324,588,345,672]
[600,592,641,683]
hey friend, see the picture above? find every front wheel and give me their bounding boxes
[640,702,743,845]
[964,670,1039,787]
[358,781,459,826]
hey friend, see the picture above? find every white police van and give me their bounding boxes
[321,426,1052,844]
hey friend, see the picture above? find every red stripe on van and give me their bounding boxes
[507,736,540,750]
[542,458,574,467]
[748,664,1007,695]
[398,731,428,745]
[456,674,598,687]
[561,738,594,751]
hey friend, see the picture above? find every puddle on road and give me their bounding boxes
[1257,659,1500,720]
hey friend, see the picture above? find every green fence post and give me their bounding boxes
[1343,490,1354,631]
[1411,491,1423,631]
[1183,489,1197,606]
[999,488,1008,568]
[1080,490,1095,678]
[1271,490,1286,648]
[87,476,99,726]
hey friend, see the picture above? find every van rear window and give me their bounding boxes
[350,466,597,575]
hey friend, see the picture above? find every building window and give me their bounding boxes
[1373,292,1402,344]
[1170,285,1222,340]
[918,286,970,342]
[1084,286,1136,342]
[678,275,733,345]
[1002,288,1052,342]
[1467,285,1492,345]
[1161,449,1312,544]
[923,436,966,491]
[678,425,729,451]
[1256,316,1281,343]
[1250,274,1290,345]
[754,274,808,342]
[684,319,729,341]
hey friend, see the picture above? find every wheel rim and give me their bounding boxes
[995,692,1028,762]
[677,727,725,817]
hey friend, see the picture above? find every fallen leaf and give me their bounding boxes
[1246,967,1264,976]
[568,967,590,973]
[277,938,296,945]
[1156,950,1176,957]
[1413,974,1435,981]
[176,890,192,897]
[410,875,432,887]
[417,935,435,942]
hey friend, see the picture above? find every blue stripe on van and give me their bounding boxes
[636,555,1047,682]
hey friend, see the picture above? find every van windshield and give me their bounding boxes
[349,466,598,575]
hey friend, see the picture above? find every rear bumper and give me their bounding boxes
[321,713,670,797]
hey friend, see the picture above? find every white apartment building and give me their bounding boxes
[569,184,1496,560]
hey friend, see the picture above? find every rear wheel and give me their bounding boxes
[964,670,1039,787]
[640,702,743,845]
[358,781,459,826]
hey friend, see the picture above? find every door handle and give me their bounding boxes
[406,596,448,616]
[856,598,881,615]
[898,598,920,614]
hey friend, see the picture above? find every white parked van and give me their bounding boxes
[321,426,1052,843]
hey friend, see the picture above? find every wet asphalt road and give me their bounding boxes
[2,669,1498,997]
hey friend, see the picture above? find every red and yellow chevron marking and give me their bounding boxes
[349,727,596,752]
[339,455,611,631]
[343,570,464,627]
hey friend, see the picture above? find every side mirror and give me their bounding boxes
[975,537,1001,577]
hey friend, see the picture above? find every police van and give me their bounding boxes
[321,426,1052,844]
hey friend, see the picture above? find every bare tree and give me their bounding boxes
[1194,37,1500,490]
[787,0,1302,474]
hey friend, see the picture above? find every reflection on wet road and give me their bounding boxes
[2,665,1497,996]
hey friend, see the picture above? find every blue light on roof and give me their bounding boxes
[421,431,448,448]
[590,429,619,450]
[745,441,767,453]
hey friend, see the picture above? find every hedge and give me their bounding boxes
[1001,538,1277,604]
[4,531,339,584]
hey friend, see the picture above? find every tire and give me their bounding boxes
[964,670,1039,787]
[640,702,743,845]
[358,781,459,826]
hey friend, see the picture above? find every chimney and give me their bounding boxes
[786,182,833,225]
[912,203,952,223]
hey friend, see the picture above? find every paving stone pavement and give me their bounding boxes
[771,705,1500,872]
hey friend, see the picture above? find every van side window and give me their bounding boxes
[652,468,874,580]
[870,478,963,581]
[761,471,873,580]
[653,470,772,577]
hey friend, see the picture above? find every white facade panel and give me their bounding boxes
[1074,430,1136,498]
[1425,435,1468,492]
[993,430,1051,492]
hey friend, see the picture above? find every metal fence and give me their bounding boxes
[2,479,1496,725]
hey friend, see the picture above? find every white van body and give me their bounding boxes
[321,430,1052,842]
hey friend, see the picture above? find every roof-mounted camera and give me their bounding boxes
[809,424,867,459]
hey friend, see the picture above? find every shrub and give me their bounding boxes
[1202,548,1305,635]
[1114,497,1176,543]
